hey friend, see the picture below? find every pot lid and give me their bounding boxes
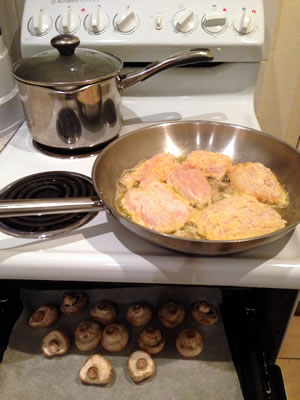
[12,35,122,88]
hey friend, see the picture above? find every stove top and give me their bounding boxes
[0,95,299,290]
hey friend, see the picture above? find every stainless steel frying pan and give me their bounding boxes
[0,121,299,255]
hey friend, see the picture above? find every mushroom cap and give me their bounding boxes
[89,300,117,326]
[28,305,58,328]
[79,354,114,385]
[60,291,88,316]
[176,328,203,358]
[158,301,185,328]
[138,326,165,354]
[101,323,129,352]
[126,302,152,327]
[75,320,102,351]
[41,329,71,358]
[191,301,218,326]
[128,350,156,383]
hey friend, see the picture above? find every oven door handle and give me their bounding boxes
[0,197,103,217]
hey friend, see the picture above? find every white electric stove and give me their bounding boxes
[0,0,299,289]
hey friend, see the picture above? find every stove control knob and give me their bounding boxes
[202,12,227,34]
[115,10,138,33]
[173,10,197,33]
[85,7,109,34]
[57,9,80,34]
[28,10,52,36]
[234,9,255,34]
[154,15,163,30]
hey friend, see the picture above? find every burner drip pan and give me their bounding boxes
[33,139,114,159]
[0,172,98,238]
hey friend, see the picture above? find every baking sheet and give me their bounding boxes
[0,286,244,400]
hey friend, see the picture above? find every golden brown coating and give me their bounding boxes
[194,194,286,240]
[120,181,194,233]
[228,162,288,207]
[182,150,232,180]
[119,153,178,190]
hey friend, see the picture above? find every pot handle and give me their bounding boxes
[51,34,80,56]
[119,48,214,91]
[0,197,103,217]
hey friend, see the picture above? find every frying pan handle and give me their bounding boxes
[0,197,103,217]
[119,48,214,91]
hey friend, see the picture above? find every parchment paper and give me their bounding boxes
[0,286,244,400]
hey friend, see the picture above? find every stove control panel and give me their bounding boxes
[21,0,264,62]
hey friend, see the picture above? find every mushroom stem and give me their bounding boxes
[136,358,147,370]
[186,330,196,339]
[106,326,121,342]
[32,311,45,322]
[198,303,210,313]
[87,367,99,380]
[48,340,59,354]
[167,304,178,315]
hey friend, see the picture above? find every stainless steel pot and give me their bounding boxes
[0,121,299,255]
[12,35,213,149]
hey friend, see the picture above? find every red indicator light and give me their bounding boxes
[223,8,227,12]
[252,10,256,14]
[81,8,85,12]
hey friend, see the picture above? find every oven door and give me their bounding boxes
[0,280,297,400]
[221,287,298,400]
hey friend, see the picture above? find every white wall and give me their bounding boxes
[256,0,300,148]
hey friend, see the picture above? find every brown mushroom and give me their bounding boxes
[138,326,165,354]
[89,300,117,326]
[176,328,203,358]
[41,329,70,358]
[128,350,156,383]
[158,301,185,328]
[75,320,102,351]
[101,323,129,352]
[126,302,152,327]
[191,301,218,326]
[28,305,58,328]
[79,354,114,385]
[60,291,88,316]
